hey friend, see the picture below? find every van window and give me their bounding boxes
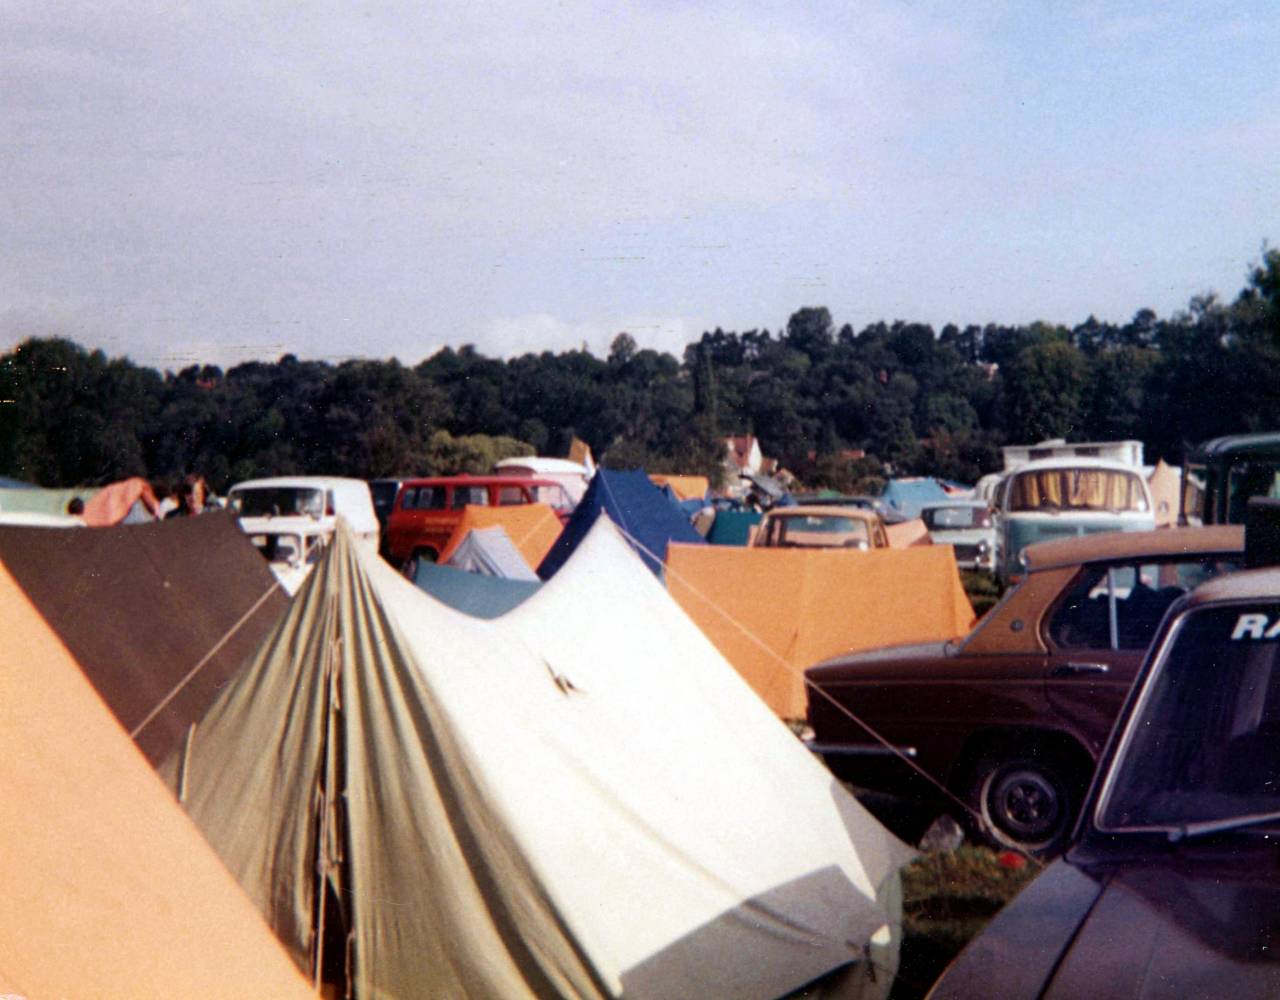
[452,486,489,509]
[404,487,446,511]
[497,485,530,506]
[1007,468,1148,513]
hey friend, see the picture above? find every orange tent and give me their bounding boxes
[650,474,710,501]
[82,476,162,526]
[885,517,932,548]
[0,562,312,998]
[666,544,976,718]
[437,503,563,569]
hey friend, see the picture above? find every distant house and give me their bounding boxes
[724,435,764,477]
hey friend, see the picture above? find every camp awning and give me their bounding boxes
[666,544,976,718]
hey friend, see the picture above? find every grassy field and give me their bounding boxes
[890,846,1040,999]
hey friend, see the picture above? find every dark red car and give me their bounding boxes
[805,526,1243,854]
[929,565,1280,998]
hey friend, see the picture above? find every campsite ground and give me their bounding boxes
[890,846,1039,999]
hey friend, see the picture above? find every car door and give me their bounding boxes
[1042,557,1234,753]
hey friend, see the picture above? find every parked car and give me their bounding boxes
[795,493,911,524]
[929,564,1280,998]
[751,505,889,550]
[805,526,1244,854]
[227,476,380,590]
[385,475,572,567]
[919,500,998,573]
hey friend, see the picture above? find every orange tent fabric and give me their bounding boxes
[650,474,710,501]
[437,503,563,568]
[82,476,161,526]
[885,517,932,548]
[666,544,976,718]
[0,563,312,999]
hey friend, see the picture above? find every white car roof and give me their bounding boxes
[493,458,590,476]
[229,477,369,491]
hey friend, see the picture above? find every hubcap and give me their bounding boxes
[990,768,1062,841]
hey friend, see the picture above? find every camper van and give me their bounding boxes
[227,476,379,590]
[1182,432,1280,526]
[493,457,591,508]
[996,457,1154,580]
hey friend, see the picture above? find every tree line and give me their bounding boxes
[2,249,1277,493]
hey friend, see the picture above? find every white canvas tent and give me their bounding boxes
[445,524,540,580]
[165,518,909,999]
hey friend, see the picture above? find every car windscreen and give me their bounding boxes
[231,487,324,518]
[922,506,991,529]
[1007,468,1148,513]
[1099,602,1280,832]
[770,514,869,548]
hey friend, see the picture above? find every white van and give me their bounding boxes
[996,458,1154,580]
[227,476,379,592]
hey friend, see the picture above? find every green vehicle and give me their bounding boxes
[1183,433,1280,525]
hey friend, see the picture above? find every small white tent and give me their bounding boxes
[166,517,909,999]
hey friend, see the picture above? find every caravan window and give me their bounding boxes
[1007,468,1148,514]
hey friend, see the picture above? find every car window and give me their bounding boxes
[405,486,446,510]
[497,485,529,506]
[1100,602,1280,831]
[1047,558,1240,652]
[532,484,570,509]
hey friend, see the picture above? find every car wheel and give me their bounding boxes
[971,756,1076,856]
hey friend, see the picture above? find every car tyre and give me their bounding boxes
[969,755,1077,857]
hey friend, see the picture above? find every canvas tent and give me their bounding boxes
[1147,459,1181,528]
[538,468,704,578]
[0,511,290,764]
[413,558,542,618]
[165,520,909,999]
[82,475,162,525]
[666,544,976,718]
[438,502,564,569]
[444,524,540,579]
[649,473,710,501]
[879,478,950,519]
[0,560,312,998]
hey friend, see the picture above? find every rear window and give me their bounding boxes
[922,506,992,530]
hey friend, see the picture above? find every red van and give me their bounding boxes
[385,475,572,567]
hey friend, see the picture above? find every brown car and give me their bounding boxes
[805,525,1244,854]
[929,564,1280,998]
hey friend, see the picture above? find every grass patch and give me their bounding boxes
[959,570,1003,618]
[890,846,1039,1000]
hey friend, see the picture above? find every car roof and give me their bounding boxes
[230,476,368,490]
[401,474,557,486]
[765,506,879,523]
[1180,564,1280,607]
[920,499,988,510]
[493,457,589,475]
[1185,431,1280,461]
[1022,525,1244,573]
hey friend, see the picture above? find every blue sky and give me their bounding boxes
[1,2,1276,369]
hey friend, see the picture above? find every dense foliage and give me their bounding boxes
[2,250,1278,493]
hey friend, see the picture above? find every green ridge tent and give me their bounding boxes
[164,518,909,999]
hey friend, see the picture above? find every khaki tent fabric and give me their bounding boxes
[0,562,312,1000]
[648,474,710,500]
[666,544,976,718]
[166,519,909,999]
[438,502,563,568]
[0,512,289,763]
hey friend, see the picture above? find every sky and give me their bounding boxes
[2,2,1277,370]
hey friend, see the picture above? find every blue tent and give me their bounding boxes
[537,469,705,578]
[411,560,540,619]
[880,478,950,519]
